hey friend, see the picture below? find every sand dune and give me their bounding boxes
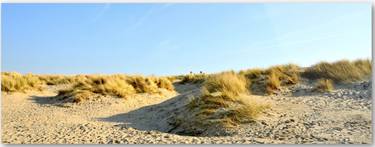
[1,81,372,144]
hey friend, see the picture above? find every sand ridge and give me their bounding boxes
[1,82,372,144]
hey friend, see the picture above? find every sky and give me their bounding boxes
[2,3,372,76]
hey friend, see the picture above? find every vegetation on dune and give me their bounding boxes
[265,64,300,85]
[265,70,281,95]
[2,72,175,102]
[57,89,95,103]
[38,75,77,85]
[57,75,176,102]
[127,76,161,94]
[173,72,270,136]
[57,75,136,102]
[314,79,334,93]
[239,64,301,95]
[155,77,175,91]
[239,68,265,80]
[1,72,44,92]
[180,73,208,84]
[302,59,372,83]
[239,59,371,94]
[2,58,371,99]
[202,71,249,98]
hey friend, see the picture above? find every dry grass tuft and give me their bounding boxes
[174,72,270,136]
[59,75,136,100]
[180,73,208,84]
[229,98,270,123]
[239,68,265,80]
[314,79,334,93]
[38,75,76,85]
[265,64,300,86]
[202,72,249,98]
[265,70,281,95]
[239,64,301,95]
[127,76,159,94]
[57,89,94,103]
[58,75,136,100]
[156,77,174,91]
[1,72,44,92]
[303,59,372,83]
[55,74,175,103]
[1,72,175,102]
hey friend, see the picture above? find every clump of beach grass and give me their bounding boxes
[302,59,371,83]
[240,64,301,95]
[1,72,44,92]
[202,71,249,98]
[156,77,175,91]
[265,70,281,95]
[127,76,160,94]
[265,64,300,86]
[56,74,175,103]
[180,73,208,84]
[314,79,334,93]
[172,72,270,136]
[38,75,76,85]
[57,75,136,102]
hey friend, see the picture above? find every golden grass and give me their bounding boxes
[2,58,370,98]
[180,73,208,84]
[239,68,265,80]
[156,77,174,91]
[55,74,175,102]
[38,75,76,85]
[58,89,94,103]
[314,79,334,93]
[127,76,159,94]
[1,72,44,92]
[182,95,270,135]
[58,75,136,101]
[178,72,270,135]
[240,64,300,95]
[202,72,249,98]
[265,64,300,86]
[230,98,270,123]
[303,59,372,83]
[265,70,281,95]
[2,72,175,103]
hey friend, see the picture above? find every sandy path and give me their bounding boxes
[1,83,372,144]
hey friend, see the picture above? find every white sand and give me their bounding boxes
[1,82,372,144]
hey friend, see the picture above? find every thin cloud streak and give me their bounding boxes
[91,3,111,23]
[125,3,174,32]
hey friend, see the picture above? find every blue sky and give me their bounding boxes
[2,3,371,76]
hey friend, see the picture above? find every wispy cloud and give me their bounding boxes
[91,3,111,23]
[242,9,367,52]
[126,3,174,31]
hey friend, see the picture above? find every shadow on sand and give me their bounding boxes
[172,82,201,94]
[29,95,72,108]
[97,89,200,134]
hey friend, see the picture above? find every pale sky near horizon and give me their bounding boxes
[2,3,371,76]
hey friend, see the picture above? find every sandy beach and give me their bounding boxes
[2,81,372,144]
